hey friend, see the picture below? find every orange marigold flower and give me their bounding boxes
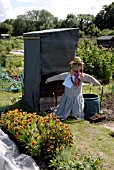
[60,145,64,150]
[28,114,32,118]
[8,123,11,129]
[28,119,32,122]
[50,145,54,149]
[34,135,38,139]
[56,148,59,151]
[14,109,19,113]
[44,118,49,123]
[17,126,23,130]
[30,141,36,147]
[23,111,27,115]
[34,153,38,157]
[40,118,44,122]
[50,135,53,140]
[33,112,37,115]
[15,133,19,139]
[14,120,18,124]
[47,148,51,152]
[22,120,27,124]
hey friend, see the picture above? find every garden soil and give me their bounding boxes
[101,93,114,131]
[90,92,114,131]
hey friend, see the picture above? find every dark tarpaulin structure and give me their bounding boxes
[23,28,79,111]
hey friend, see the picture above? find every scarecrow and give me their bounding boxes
[46,56,102,120]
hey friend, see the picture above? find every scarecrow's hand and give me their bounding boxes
[45,78,50,84]
[45,80,48,84]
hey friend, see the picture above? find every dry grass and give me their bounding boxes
[64,119,114,170]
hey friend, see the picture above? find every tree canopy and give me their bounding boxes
[0,2,114,37]
[94,2,114,30]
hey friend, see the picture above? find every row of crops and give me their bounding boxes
[77,39,114,83]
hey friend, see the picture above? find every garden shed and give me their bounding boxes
[97,35,114,48]
[23,28,79,111]
[0,34,10,39]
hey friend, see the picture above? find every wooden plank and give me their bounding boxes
[40,97,55,111]
[39,95,62,111]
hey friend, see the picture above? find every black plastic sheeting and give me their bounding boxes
[23,28,79,110]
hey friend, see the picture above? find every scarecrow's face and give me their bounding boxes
[73,64,82,72]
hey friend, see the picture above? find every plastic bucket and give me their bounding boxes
[83,94,100,118]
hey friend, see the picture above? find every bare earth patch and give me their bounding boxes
[87,92,114,131]
[103,122,114,131]
[97,92,114,130]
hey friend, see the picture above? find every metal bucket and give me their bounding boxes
[83,93,100,118]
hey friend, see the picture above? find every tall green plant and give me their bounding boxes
[77,39,114,83]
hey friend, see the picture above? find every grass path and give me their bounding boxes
[66,120,114,170]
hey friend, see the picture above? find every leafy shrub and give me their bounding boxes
[0,38,23,67]
[77,39,114,83]
[49,151,103,170]
[0,109,73,160]
[0,40,7,67]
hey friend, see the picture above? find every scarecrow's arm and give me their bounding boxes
[46,72,68,83]
[83,73,101,86]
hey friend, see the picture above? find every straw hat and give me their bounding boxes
[70,56,84,65]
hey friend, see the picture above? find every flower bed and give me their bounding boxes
[0,109,73,160]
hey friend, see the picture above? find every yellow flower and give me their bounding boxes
[28,114,33,118]
[23,111,27,115]
[17,126,23,130]
[33,112,37,115]
[60,145,64,150]
[14,109,19,113]
[22,120,27,124]
[50,135,53,139]
[34,134,38,139]
[47,148,51,152]
[30,141,36,147]
[56,148,59,151]
[14,133,19,139]
[50,145,54,149]
[28,119,32,122]
[39,118,44,123]
[14,120,18,124]
[8,123,11,129]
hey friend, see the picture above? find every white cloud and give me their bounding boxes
[0,0,113,22]
[0,0,13,21]
[48,0,114,19]
[16,0,37,3]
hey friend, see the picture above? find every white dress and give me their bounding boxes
[47,72,101,119]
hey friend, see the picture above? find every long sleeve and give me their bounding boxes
[83,73,101,86]
[46,72,68,83]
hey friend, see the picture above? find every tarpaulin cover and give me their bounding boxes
[0,129,39,170]
[23,28,79,110]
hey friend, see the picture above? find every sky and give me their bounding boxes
[0,0,114,22]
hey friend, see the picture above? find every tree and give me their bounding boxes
[17,10,40,21]
[77,14,95,33]
[60,14,78,28]
[37,9,58,30]
[12,19,26,36]
[94,2,114,30]
[86,24,100,38]
[12,18,36,36]
[17,9,58,31]
[0,22,13,34]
